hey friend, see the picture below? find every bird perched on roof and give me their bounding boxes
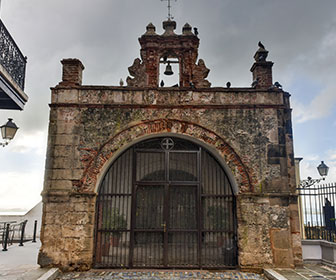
[258,41,265,49]
[160,80,165,87]
[119,78,124,86]
[194,27,198,36]
[226,81,231,88]
[251,78,259,88]
[274,81,282,89]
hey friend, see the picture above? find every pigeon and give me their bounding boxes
[274,81,282,89]
[160,80,165,87]
[258,41,265,49]
[251,78,259,88]
[119,78,124,86]
[189,81,195,89]
[194,27,198,36]
[226,81,231,88]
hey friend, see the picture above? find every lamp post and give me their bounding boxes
[298,161,329,189]
[0,118,19,147]
[296,160,329,239]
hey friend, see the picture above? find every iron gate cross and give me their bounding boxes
[161,138,174,150]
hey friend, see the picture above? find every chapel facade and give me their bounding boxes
[38,19,302,271]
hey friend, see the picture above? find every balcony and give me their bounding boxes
[0,19,28,110]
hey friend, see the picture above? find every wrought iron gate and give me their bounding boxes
[94,137,237,268]
[298,182,336,242]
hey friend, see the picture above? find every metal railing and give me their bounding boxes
[0,220,28,250]
[298,182,336,242]
[0,19,26,90]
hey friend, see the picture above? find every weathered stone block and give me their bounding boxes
[57,89,79,103]
[54,134,79,146]
[270,229,291,250]
[272,248,294,267]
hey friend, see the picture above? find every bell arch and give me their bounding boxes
[93,136,238,268]
[159,53,180,87]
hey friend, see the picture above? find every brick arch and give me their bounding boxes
[76,119,255,194]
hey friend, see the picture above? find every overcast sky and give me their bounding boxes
[0,0,335,213]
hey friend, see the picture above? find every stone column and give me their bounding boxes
[60,58,85,87]
[250,46,273,89]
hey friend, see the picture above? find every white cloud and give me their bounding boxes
[329,150,336,161]
[0,170,43,212]
[292,86,336,123]
[8,130,48,155]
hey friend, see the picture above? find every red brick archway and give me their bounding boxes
[76,119,255,194]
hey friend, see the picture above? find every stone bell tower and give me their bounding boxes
[126,20,211,88]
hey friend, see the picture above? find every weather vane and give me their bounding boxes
[161,0,177,20]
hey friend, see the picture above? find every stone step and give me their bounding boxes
[56,270,264,280]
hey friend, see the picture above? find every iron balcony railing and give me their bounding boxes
[0,19,26,90]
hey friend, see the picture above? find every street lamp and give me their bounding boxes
[1,118,19,147]
[298,161,329,189]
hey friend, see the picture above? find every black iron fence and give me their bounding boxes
[298,182,336,242]
[0,19,26,90]
[0,220,28,250]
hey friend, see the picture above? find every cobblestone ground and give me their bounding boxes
[56,270,264,280]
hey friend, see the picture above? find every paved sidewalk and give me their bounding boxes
[0,239,57,280]
[1,241,334,280]
[265,264,336,280]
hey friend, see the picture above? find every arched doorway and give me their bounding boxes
[94,137,237,268]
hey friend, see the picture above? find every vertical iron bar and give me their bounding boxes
[197,149,202,267]
[322,183,327,240]
[303,188,308,238]
[32,220,37,243]
[314,183,319,238]
[332,183,336,241]
[126,149,131,266]
[320,183,324,240]
[19,221,26,246]
[109,167,114,266]
[129,148,136,268]
[2,223,9,251]
[164,149,169,267]
[327,183,332,241]
[117,153,122,266]
[309,186,313,238]
[317,184,322,239]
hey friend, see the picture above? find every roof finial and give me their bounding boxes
[161,0,177,20]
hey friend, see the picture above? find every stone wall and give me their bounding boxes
[39,75,302,270]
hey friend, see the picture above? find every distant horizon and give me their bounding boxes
[0,201,41,214]
[0,211,27,216]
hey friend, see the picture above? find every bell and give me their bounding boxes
[164,63,174,75]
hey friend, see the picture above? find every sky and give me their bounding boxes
[0,0,335,213]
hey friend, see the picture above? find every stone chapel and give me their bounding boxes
[38,19,302,271]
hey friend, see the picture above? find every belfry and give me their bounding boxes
[39,18,302,271]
